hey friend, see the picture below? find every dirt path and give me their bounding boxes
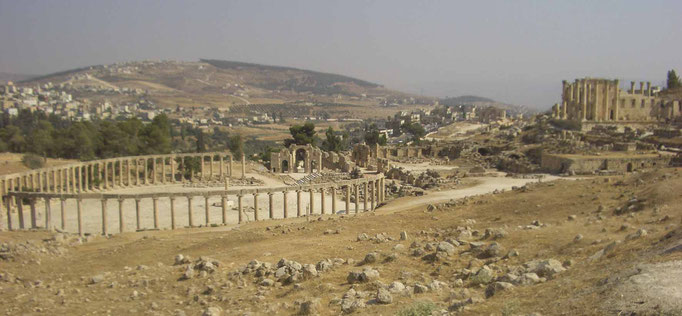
[380,175,560,214]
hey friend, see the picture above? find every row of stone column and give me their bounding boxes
[0,152,246,214]
[3,177,386,235]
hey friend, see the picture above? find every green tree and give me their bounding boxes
[401,122,426,144]
[141,114,172,154]
[668,70,681,89]
[285,122,316,146]
[228,134,244,157]
[321,127,343,152]
[28,120,54,156]
[1,126,26,152]
[195,130,206,152]
[364,123,386,146]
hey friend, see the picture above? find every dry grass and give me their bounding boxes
[1,169,680,314]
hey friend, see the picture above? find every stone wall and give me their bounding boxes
[541,153,671,174]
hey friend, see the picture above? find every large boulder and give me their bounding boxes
[376,288,393,304]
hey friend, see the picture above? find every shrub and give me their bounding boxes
[21,153,45,169]
[396,301,438,316]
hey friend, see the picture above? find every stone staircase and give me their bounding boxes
[295,172,322,186]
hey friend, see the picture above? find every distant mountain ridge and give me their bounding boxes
[440,95,536,116]
[439,95,495,105]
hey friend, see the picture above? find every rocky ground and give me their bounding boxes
[1,169,681,315]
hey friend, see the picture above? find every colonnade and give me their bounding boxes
[0,152,245,218]
[3,175,386,236]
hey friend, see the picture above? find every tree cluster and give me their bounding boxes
[0,109,171,160]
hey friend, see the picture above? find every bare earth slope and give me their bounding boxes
[1,169,681,315]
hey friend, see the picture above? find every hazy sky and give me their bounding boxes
[1,0,681,109]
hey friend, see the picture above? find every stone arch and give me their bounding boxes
[281,160,290,173]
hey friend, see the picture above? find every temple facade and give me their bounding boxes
[552,78,681,122]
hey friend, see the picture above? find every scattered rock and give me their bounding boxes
[376,287,393,304]
[202,306,222,316]
[485,281,514,298]
[299,298,321,315]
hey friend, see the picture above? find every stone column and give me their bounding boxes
[101,199,108,235]
[614,80,620,121]
[647,82,652,96]
[354,184,360,214]
[309,188,315,215]
[77,166,82,192]
[237,194,243,224]
[345,185,351,214]
[200,155,205,181]
[77,198,83,236]
[29,198,37,228]
[152,157,157,184]
[318,153,323,172]
[52,170,57,193]
[241,154,246,180]
[144,159,149,185]
[582,80,587,120]
[331,187,337,215]
[4,195,12,231]
[85,165,90,191]
[371,181,376,210]
[126,160,131,186]
[283,191,289,219]
[36,172,41,192]
[60,198,66,231]
[604,82,610,121]
[229,156,233,178]
[253,193,259,221]
[171,157,176,183]
[153,197,159,229]
[118,198,125,233]
[135,198,142,230]
[162,157,167,184]
[118,160,123,187]
[17,196,24,229]
[169,197,176,229]
[320,188,326,215]
[221,195,227,225]
[268,192,274,219]
[363,181,369,211]
[219,156,224,180]
[593,82,599,121]
[639,82,645,95]
[630,81,635,94]
[381,178,386,202]
[135,159,140,185]
[296,190,302,217]
[70,167,75,193]
[187,196,194,227]
[209,155,214,180]
[44,197,52,231]
[204,195,211,226]
[104,162,109,189]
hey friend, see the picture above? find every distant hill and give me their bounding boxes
[16,59,423,109]
[201,59,381,95]
[439,95,495,105]
[0,72,37,83]
[440,95,537,117]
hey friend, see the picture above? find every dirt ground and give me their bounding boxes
[0,153,76,176]
[1,168,681,315]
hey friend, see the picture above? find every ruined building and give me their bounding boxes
[552,78,681,123]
